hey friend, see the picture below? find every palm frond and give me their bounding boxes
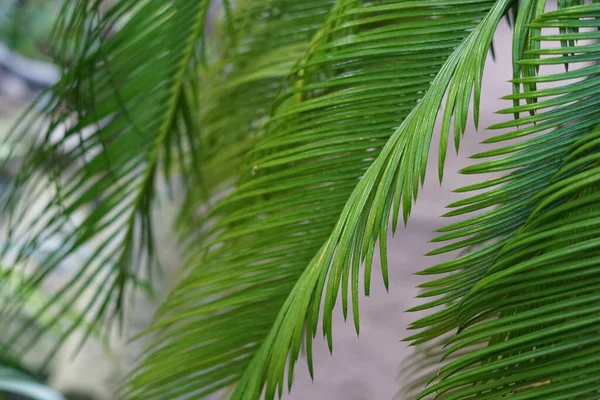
[410,2,600,398]
[125,1,513,398]
[0,0,209,364]
[177,0,337,235]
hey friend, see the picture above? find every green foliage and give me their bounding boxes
[408,3,600,398]
[1,0,208,368]
[3,0,600,399]
[126,1,519,398]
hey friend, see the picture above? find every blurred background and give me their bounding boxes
[0,0,59,162]
[0,1,527,399]
[0,0,60,97]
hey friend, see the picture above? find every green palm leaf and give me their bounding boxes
[177,0,337,235]
[1,0,209,364]
[126,1,514,398]
[410,2,600,398]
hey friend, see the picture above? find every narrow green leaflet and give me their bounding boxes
[410,3,600,398]
[126,1,512,399]
[0,0,209,363]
